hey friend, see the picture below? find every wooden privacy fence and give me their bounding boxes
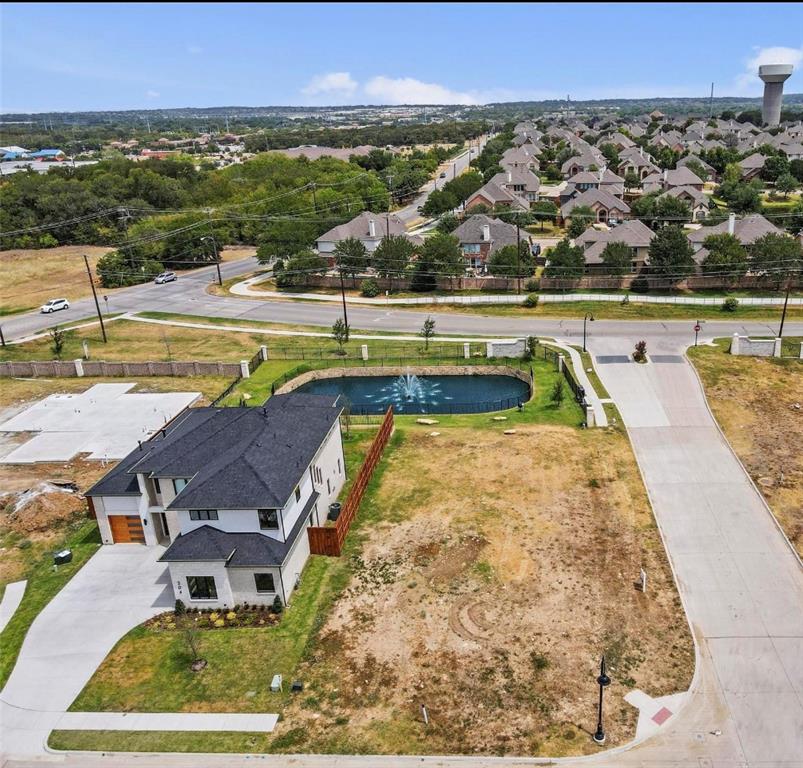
[308,405,395,557]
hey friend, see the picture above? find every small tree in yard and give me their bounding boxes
[633,340,648,362]
[550,378,565,405]
[271,595,284,615]
[178,613,204,670]
[50,326,65,358]
[420,316,436,351]
[775,173,797,199]
[332,317,349,354]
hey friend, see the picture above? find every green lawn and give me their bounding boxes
[567,345,611,399]
[0,520,101,689]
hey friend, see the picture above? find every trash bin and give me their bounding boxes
[328,502,342,522]
[54,549,72,565]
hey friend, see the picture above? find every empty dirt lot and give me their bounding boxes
[689,340,803,556]
[279,423,694,757]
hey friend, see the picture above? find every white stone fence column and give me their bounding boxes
[240,360,250,378]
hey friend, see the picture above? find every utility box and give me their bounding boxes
[54,549,73,565]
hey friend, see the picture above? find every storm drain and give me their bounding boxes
[596,355,631,364]
[651,355,685,363]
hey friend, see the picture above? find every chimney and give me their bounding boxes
[599,166,605,183]
[727,212,735,236]
[482,224,490,242]
[368,218,376,238]
[663,168,669,184]
[507,170,512,183]
[639,147,644,158]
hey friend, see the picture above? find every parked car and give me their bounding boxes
[154,271,177,284]
[40,298,69,314]
[439,171,447,178]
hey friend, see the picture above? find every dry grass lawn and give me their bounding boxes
[277,425,693,757]
[0,246,113,314]
[689,340,803,556]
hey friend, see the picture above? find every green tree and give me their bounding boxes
[789,158,803,183]
[749,233,803,284]
[333,236,369,286]
[50,326,66,359]
[436,213,460,233]
[718,181,763,213]
[420,316,436,351]
[531,200,558,231]
[487,242,533,278]
[418,232,463,291]
[544,238,585,279]
[600,241,633,276]
[722,162,743,186]
[274,250,328,288]
[761,155,789,183]
[331,317,349,352]
[775,173,797,198]
[655,194,692,224]
[701,233,748,278]
[567,205,596,238]
[624,170,641,190]
[372,234,416,293]
[550,379,565,405]
[647,225,696,281]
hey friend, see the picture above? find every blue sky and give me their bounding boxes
[2,2,803,113]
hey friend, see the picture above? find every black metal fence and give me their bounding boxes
[264,343,486,361]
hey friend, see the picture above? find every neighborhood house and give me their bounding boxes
[86,393,346,607]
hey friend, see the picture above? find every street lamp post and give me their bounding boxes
[593,655,611,745]
[583,313,595,352]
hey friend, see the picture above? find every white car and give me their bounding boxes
[154,271,177,284]
[40,298,69,314]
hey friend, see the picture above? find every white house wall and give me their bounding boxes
[281,525,311,602]
[168,560,234,609]
[227,566,282,605]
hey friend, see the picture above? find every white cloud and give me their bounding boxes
[734,45,802,93]
[145,89,160,99]
[302,71,358,97]
[363,76,479,105]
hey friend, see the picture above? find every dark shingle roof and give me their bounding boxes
[89,394,341,510]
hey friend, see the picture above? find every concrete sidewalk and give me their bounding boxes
[0,581,26,633]
[55,711,278,733]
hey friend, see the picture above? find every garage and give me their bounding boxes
[109,515,146,544]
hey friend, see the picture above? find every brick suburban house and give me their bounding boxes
[86,393,346,607]
[452,214,530,271]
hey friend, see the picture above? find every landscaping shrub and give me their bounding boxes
[550,379,565,405]
[633,340,648,362]
[523,293,539,308]
[174,599,186,615]
[524,278,540,292]
[360,278,380,297]
[272,595,284,615]
[630,274,649,293]
[722,297,740,312]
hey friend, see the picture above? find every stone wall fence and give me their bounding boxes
[0,359,243,379]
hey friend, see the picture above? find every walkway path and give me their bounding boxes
[544,340,608,427]
[55,712,278,733]
[0,581,26,633]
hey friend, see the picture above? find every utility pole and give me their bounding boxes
[84,254,107,343]
[709,82,715,119]
[778,272,792,339]
[311,183,317,214]
[338,266,350,340]
[202,236,223,286]
[118,207,134,268]
[516,215,522,295]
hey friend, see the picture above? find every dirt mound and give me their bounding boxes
[3,483,86,535]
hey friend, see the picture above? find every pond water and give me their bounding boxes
[295,372,530,414]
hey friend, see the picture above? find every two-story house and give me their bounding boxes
[452,214,529,271]
[86,393,346,607]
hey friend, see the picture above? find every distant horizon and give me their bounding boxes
[2,3,802,114]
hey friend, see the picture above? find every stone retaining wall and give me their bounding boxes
[0,360,242,378]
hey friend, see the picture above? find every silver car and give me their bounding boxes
[154,271,177,284]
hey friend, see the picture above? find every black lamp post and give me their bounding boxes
[583,313,595,352]
[593,655,611,745]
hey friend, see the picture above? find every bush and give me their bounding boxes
[174,599,186,615]
[360,278,380,297]
[722,297,739,312]
[633,340,648,362]
[523,293,539,308]
[17,539,32,550]
[272,595,284,615]
[550,379,565,405]
[630,275,649,293]
[524,278,540,292]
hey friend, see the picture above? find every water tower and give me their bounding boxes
[759,64,793,126]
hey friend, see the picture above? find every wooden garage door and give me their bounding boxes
[109,515,145,544]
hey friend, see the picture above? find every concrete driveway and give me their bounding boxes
[588,335,803,766]
[1,545,172,758]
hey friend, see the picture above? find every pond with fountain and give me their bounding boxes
[294,370,531,415]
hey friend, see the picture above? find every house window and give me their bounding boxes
[189,509,218,521]
[463,244,481,254]
[172,478,189,495]
[294,485,301,503]
[254,573,275,593]
[327,478,331,494]
[187,576,217,600]
[337,458,342,474]
[258,509,279,530]
[153,478,161,494]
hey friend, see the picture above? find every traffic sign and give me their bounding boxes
[694,323,701,332]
